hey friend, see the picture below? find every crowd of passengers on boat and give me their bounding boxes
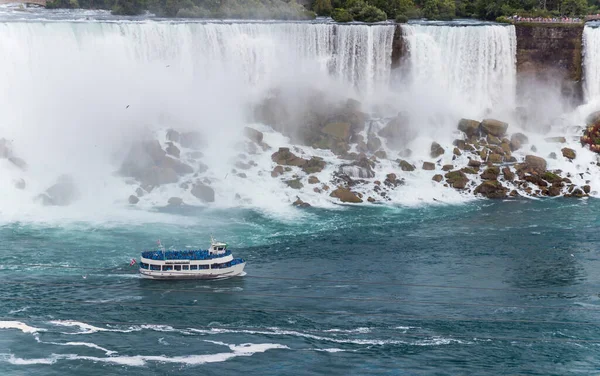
[142,249,232,261]
[140,258,244,271]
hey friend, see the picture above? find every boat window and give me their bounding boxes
[162,265,173,271]
[175,265,181,271]
[183,265,189,270]
[190,265,198,270]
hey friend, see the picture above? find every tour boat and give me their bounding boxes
[138,237,245,280]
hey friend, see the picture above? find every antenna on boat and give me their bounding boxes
[157,239,165,252]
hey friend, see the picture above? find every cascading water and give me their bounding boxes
[400,24,517,118]
[583,25,600,103]
[0,21,395,220]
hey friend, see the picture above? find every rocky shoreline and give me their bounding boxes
[2,95,599,209]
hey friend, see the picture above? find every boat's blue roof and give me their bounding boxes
[141,249,232,261]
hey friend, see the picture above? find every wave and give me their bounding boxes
[0,320,45,334]
[0,342,288,367]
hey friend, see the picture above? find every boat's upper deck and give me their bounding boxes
[142,249,232,261]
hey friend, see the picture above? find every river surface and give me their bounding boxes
[1,199,600,375]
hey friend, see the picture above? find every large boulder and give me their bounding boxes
[561,148,576,160]
[445,170,469,189]
[37,175,79,206]
[366,133,382,153]
[330,187,363,203]
[457,119,480,137]
[322,122,351,141]
[339,156,375,179]
[430,142,444,158]
[474,180,508,198]
[243,127,264,144]
[378,112,414,148]
[191,182,215,203]
[165,142,180,158]
[302,157,326,174]
[481,167,500,180]
[398,159,415,171]
[523,155,547,173]
[480,119,508,137]
[271,147,307,167]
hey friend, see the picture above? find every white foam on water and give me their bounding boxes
[0,342,288,367]
[49,320,140,334]
[0,321,46,334]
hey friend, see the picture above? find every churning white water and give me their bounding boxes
[400,24,517,118]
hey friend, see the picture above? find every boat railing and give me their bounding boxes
[141,249,232,261]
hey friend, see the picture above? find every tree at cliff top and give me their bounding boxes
[421,0,455,19]
[313,0,333,16]
[144,0,316,19]
[113,0,146,15]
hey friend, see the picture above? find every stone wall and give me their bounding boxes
[515,24,584,105]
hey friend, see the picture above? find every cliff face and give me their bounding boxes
[515,24,583,104]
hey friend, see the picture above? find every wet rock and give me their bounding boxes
[292,196,311,208]
[128,195,139,204]
[486,135,501,145]
[367,133,382,153]
[340,156,375,179]
[398,159,415,172]
[584,185,591,194]
[271,165,284,178]
[541,171,563,184]
[531,145,537,152]
[168,197,183,206]
[285,178,303,190]
[422,162,435,170]
[524,155,547,173]
[442,164,454,171]
[548,186,561,196]
[384,173,403,187]
[586,111,600,126]
[378,112,414,148]
[480,119,508,137]
[166,129,180,143]
[197,162,209,174]
[244,127,264,144]
[430,142,444,158]
[322,122,351,142]
[458,118,480,137]
[474,180,508,198]
[524,175,548,187]
[191,182,215,203]
[561,148,576,160]
[481,167,500,180]
[374,150,387,159]
[308,176,320,184]
[461,167,477,175]
[237,173,247,178]
[445,170,469,189]
[37,175,79,206]
[432,174,443,182]
[488,153,503,164]
[180,131,203,149]
[367,197,376,203]
[502,167,515,181]
[165,142,180,158]
[468,159,482,168]
[510,133,529,151]
[548,152,557,160]
[545,136,566,143]
[330,187,363,203]
[453,147,461,156]
[271,147,307,167]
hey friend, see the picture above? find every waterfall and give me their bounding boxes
[400,24,517,117]
[583,25,600,102]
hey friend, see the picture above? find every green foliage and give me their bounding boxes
[112,0,146,15]
[354,4,387,21]
[313,0,333,16]
[422,0,455,20]
[332,7,353,21]
[395,14,409,22]
[561,0,587,15]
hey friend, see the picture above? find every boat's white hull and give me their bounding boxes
[139,263,245,280]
